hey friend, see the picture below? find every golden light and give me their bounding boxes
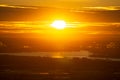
[52,55,64,58]
[52,52,64,58]
[51,20,66,29]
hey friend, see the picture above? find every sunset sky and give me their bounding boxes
[0,0,120,30]
[0,0,120,54]
[0,0,120,8]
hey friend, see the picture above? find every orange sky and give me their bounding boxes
[0,0,120,8]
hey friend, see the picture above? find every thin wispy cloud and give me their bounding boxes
[84,6,120,11]
[0,4,120,22]
[0,4,37,9]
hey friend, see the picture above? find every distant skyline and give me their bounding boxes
[0,0,120,8]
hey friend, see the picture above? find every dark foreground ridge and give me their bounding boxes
[0,55,120,80]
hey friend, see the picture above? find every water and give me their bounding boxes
[0,50,91,58]
[1,51,120,61]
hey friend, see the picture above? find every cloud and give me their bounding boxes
[83,6,120,11]
[0,4,37,9]
[0,4,120,22]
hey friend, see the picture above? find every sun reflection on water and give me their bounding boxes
[52,52,64,58]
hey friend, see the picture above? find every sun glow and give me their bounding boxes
[52,52,64,58]
[51,20,66,29]
[52,55,64,58]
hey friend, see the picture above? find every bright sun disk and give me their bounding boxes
[51,20,66,29]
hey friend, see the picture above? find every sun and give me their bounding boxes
[51,20,66,29]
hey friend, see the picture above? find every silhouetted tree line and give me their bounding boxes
[0,55,120,80]
[0,36,120,58]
